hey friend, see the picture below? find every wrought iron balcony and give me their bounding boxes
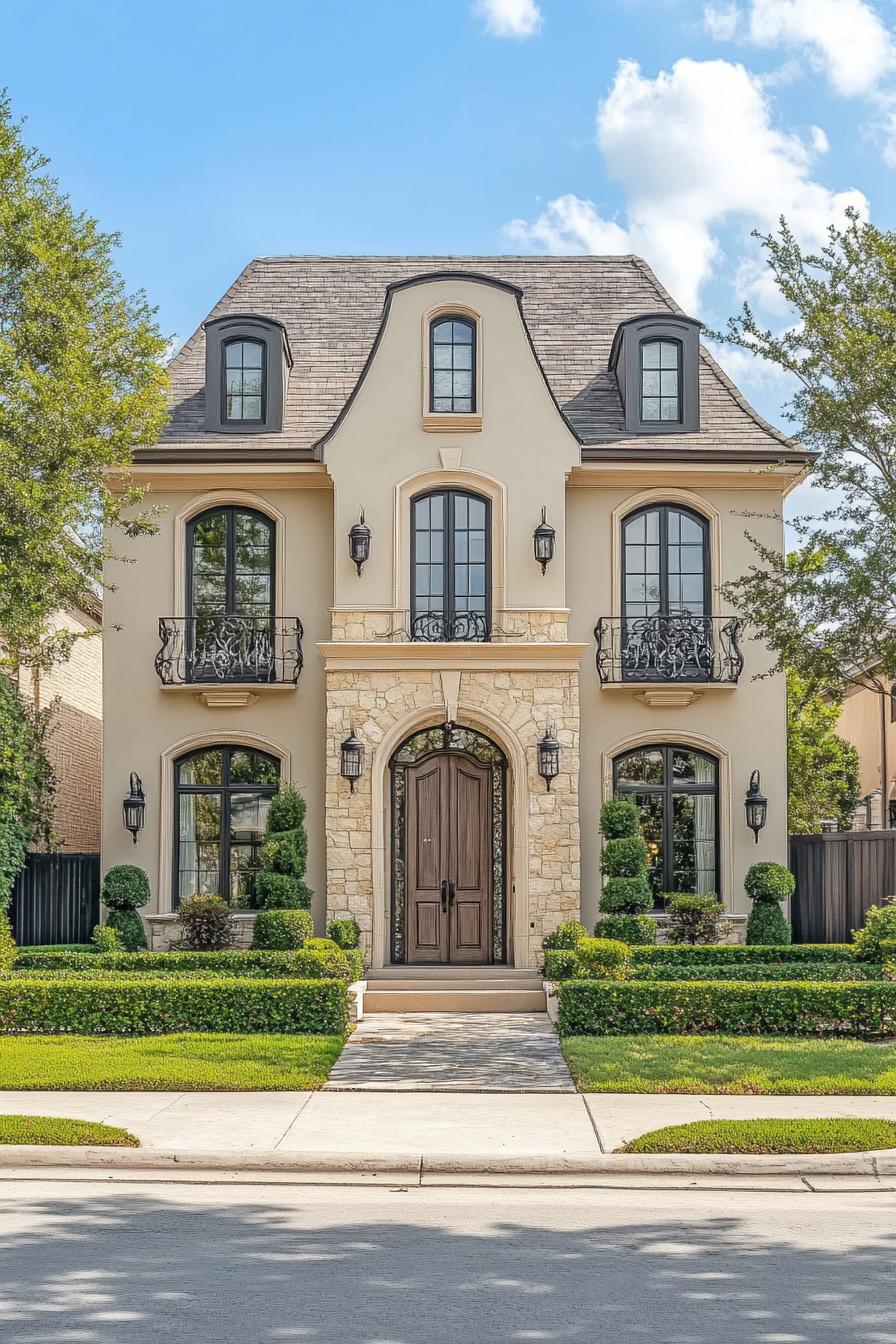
[594,614,744,685]
[155,616,304,686]
[375,610,493,642]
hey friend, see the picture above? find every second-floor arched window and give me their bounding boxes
[430,316,476,413]
[187,505,275,680]
[411,488,490,641]
[621,503,710,681]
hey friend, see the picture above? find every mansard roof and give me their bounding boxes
[147,254,807,463]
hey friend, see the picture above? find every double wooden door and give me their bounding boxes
[405,752,492,964]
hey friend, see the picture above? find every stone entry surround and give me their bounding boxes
[322,659,584,970]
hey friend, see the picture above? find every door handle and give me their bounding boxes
[440,880,449,914]
[448,881,456,908]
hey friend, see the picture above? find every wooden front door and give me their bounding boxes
[405,752,492,964]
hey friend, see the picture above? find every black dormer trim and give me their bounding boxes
[609,313,702,435]
[203,314,292,434]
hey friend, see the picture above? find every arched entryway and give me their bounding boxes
[389,723,507,965]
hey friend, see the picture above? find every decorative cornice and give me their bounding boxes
[317,641,589,672]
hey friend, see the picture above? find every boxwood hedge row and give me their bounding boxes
[14,949,365,981]
[628,944,854,965]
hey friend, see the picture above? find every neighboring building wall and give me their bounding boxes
[836,682,893,826]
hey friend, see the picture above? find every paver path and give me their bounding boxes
[324,1012,576,1093]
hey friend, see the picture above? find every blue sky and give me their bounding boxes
[3,0,895,488]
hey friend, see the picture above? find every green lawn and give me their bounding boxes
[0,1034,344,1090]
[561,1034,896,1094]
[621,1117,896,1155]
[0,1115,138,1146]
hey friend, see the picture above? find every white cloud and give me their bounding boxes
[703,3,741,40]
[506,57,868,312]
[473,0,543,38]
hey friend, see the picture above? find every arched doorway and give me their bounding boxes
[389,723,507,965]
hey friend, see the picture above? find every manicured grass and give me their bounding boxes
[621,1117,896,1155]
[0,1034,344,1090]
[0,1115,138,1146]
[561,1033,896,1094]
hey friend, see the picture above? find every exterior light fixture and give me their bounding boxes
[348,509,371,577]
[340,727,365,792]
[533,506,556,575]
[122,772,145,844]
[744,769,767,844]
[537,728,561,792]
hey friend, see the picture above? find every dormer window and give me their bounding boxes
[609,314,701,435]
[203,314,292,434]
[430,316,476,413]
[224,339,265,423]
[640,339,681,423]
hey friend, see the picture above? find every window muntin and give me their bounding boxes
[623,505,708,620]
[613,744,719,904]
[430,317,476,413]
[174,746,279,907]
[640,339,681,423]
[187,506,275,682]
[224,338,266,424]
[411,489,489,640]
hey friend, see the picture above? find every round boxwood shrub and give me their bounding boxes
[174,893,234,951]
[252,908,314,950]
[575,936,630,980]
[302,936,353,980]
[601,834,649,878]
[852,899,896,960]
[745,861,793,946]
[542,920,588,951]
[327,918,361,950]
[599,876,653,914]
[664,892,728,945]
[594,914,657,946]
[90,924,120,954]
[598,797,653,916]
[255,785,313,910]
[744,862,796,904]
[101,865,149,951]
[600,797,641,840]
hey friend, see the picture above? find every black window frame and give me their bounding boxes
[410,488,491,641]
[187,505,276,622]
[429,314,477,414]
[622,504,710,619]
[639,338,682,424]
[221,337,267,426]
[172,745,280,909]
[613,743,721,906]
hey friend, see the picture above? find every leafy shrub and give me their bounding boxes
[594,915,657,946]
[575,937,630,980]
[90,924,120,954]
[174,894,234,951]
[631,960,880,982]
[0,911,15,977]
[664,892,728,945]
[852,899,896,960]
[0,976,349,1035]
[601,835,648,878]
[600,797,641,840]
[747,902,792,946]
[255,784,312,910]
[542,949,578,981]
[599,877,653,914]
[628,943,853,965]
[327,918,361,950]
[542,920,587,951]
[13,949,354,979]
[557,979,896,1037]
[105,910,146,953]
[100,864,149,951]
[598,798,653,916]
[744,862,796,904]
[252,909,313,950]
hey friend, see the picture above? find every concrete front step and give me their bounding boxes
[365,978,543,992]
[363,988,547,1014]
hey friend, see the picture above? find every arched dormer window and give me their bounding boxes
[608,314,701,434]
[203,314,292,434]
[430,315,476,413]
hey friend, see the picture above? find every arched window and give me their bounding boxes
[430,316,476,413]
[640,339,681,423]
[613,744,719,904]
[223,338,265,423]
[620,504,711,681]
[187,506,275,681]
[173,745,280,907]
[411,489,490,641]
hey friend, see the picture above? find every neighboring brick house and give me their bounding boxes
[102,256,809,958]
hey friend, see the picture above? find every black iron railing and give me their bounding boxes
[373,610,493,642]
[595,614,744,684]
[155,616,304,685]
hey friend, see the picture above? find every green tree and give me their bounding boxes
[712,211,896,827]
[0,674,54,908]
[787,669,861,833]
[0,92,168,667]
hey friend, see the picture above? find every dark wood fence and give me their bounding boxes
[10,852,100,946]
[789,831,896,943]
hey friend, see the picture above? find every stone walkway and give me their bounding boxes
[324,1012,576,1093]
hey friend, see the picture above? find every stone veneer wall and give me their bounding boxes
[330,610,570,643]
[325,666,581,967]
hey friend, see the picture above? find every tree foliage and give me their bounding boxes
[0,93,168,665]
[787,670,861,833]
[0,674,54,908]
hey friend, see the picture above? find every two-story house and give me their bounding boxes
[102,256,808,964]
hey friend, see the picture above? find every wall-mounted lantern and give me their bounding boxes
[348,509,371,577]
[122,772,145,844]
[533,506,556,575]
[340,727,365,792]
[744,769,767,844]
[537,728,561,792]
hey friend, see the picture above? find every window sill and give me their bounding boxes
[422,412,482,434]
[600,681,737,708]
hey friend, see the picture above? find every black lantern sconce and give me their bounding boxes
[533,506,556,575]
[744,769,768,844]
[122,772,145,844]
[537,728,561,792]
[340,727,365,792]
[348,509,371,577]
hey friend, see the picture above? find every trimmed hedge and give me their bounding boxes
[0,977,348,1035]
[14,950,354,980]
[632,961,880,982]
[557,979,895,1037]
[543,949,578,981]
[628,944,853,965]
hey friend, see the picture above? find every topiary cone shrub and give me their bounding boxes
[745,861,794,946]
[101,865,149,951]
[597,798,654,932]
[255,784,313,910]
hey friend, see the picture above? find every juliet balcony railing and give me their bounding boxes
[594,614,744,685]
[378,610,494,643]
[155,616,304,686]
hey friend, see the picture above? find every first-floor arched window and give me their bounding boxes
[174,745,280,907]
[613,744,719,904]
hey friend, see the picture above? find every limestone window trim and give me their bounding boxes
[610,486,722,623]
[392,466,507,619]
[421,303,483,433]
[599,728,734,910]
[172,490,287,619]
[156,729,291,915]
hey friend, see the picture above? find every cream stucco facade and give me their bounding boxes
[102,258,804,963]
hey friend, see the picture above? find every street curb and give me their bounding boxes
[1,1147,896,1177]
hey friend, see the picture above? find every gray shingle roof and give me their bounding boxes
[151,254,804,462]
